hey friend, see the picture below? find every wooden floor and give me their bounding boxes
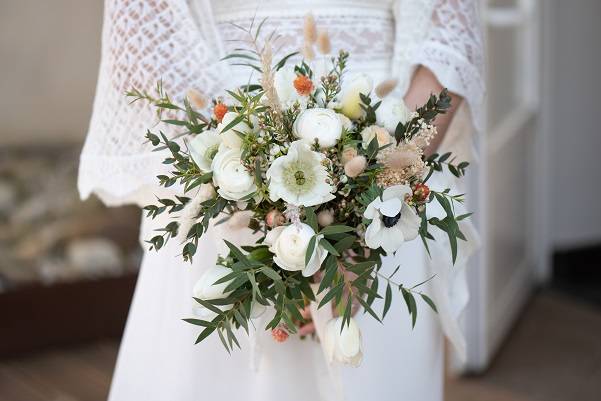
[1,290,600,401]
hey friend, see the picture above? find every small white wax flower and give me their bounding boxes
[211,146,256,201]
[264,223,328,277]
[339,73,373,120]
[218,112,251,149]
[192,265,234,320]
[266,140,335,207]
[363,185,421,254]
[189,130,221,172]
[375,97,412,134]
[323,317,363,367]
[293,108,343,149]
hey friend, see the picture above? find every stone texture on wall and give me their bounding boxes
[0,144,141,292]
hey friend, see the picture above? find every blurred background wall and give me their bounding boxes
[0,0,102,145]
[546,0,601,250]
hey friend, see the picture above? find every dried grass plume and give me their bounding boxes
[316,29,331,54]
[260,41,282,114]
[303,13,317,44]
[186,89,208,109]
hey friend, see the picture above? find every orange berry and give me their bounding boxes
[213,103,228,122]
[293,75,314,96]
[271,327,289,343]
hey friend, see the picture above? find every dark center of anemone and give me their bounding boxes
[294,170,306,185]
[382,211,401,228]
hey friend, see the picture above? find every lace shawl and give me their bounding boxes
[79,0,484,206]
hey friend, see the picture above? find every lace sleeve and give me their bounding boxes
[78,0,228,206]
[413,0,486,132]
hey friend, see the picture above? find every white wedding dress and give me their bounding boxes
[78,1,484,400]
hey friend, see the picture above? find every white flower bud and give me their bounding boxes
[323,317,363,366]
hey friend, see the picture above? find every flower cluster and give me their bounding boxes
[130,19,471,365]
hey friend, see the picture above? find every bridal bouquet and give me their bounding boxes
[128,19,470,366]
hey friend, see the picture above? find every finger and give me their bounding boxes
[298,322,316,336]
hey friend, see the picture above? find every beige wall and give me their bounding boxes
[0,1,103,145]
[547,0,601,249]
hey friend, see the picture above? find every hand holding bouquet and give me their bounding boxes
[128,20,471,366]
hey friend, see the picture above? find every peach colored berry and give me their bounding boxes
[271,327,289,343]
[293,75,314,96]
[213,102,228,122]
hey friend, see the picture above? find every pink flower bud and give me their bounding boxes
[344,155,367,178]
[265,209,285,228]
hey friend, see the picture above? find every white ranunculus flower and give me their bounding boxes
[338,113,353,131]
[323,317,363,367]
[266,140,335,207]
[189,130,222,172]
[274,65,305,108]
[375,97,412,134]
[360,125,394,149]
[293,108,342,149]
[363,185,421,254]
[192,265,234,320]
[264,223,328,277]
[218,112,251,149]
[339,73,373,120]
[211,146,257,201]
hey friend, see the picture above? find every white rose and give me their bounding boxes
[189,130,221,172]
[192,265,234,320]
[274,65,305,108]
[211,146,257,201]
[293,108,342,149]
[339,73,373,120]
[264,223,328,277]
[218,112,251,149]
[323,317,363,366]
[360,125,394,149]
[375,97,412,134]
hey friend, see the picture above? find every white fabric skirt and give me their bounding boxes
[108,213,443,401]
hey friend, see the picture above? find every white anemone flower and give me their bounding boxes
[363,185,420,254]
[266,140,335,207]
[189,130,221,172]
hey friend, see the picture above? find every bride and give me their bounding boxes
[79,0,484,400]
